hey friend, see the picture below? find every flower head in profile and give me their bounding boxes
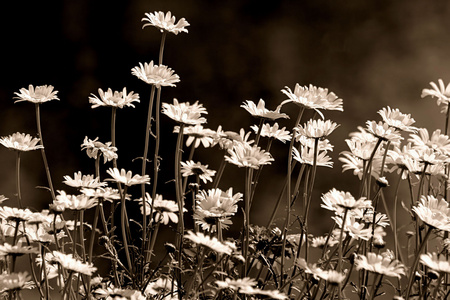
[81,137,118,163]
[63,172,106,189]
[0,132,43,152]
[409,128,450,155]
[162,99,207,125]
[184,231,233,255]
[54,190,98,211]
[279,84,343,117]
[295,119,340,139]
[173,125,215,148]
[251,123,291,143]
[377,106,417,133]
[225,143,274,169]
[241,99,289,120]
[321,188,372,214]
[420,252,450,274]
[422,79,450,111]
[0,242,38,257]
[355,251,406,278]
[89,88,139,109]
[80,187,121,202]
[180,161,216,183]
[139,193,182,225]
[142,11,190,35]
[132,61,180,88]
[365,121,403,143]
[213,127,254,150]
[0,272,33,293]
[46,251,97,276]
[106,168,150,186]
[14,84,59,104]
[412,195,450,232]
[145,277,178,299]
[292,147,333,168]
[0,206,33,222]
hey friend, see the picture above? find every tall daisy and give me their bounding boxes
[131,61,180,88]
[14,84,59,104]
[142,11,190,35]
[89,87,139,109]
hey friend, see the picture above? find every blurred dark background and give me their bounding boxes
[2,0,450,236]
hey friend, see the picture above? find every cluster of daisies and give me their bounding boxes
[3,9,450,300]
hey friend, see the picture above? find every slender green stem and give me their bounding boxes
[35,103,56,201]
[111,107,118,169]
[337,208,349,300]
[120,186,133,274]
[432,272,443,299]
[151,87,163,201]
[358,138,383,198]
[15,152,22,208]
[212,152,227,189]
[243,167,252,277]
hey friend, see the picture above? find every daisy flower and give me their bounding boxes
[355,252,406,278]
[131,61,180,88]
[162,98,207,125]
[63,172,106,189]
[213,127,254,150]
[180,160,216,183]
[377,106,417,133]
[366,121,403,143]
[54,190,98,211]
[0,272,33,293]
[173,125,215,148]
[412,195,450,232]
[142,11,189,35]
[139,193,181,225]
[314,270,346,286]
[333,215,372,241]
[295,119,340,139]
[81,137,118,163]
[310,235,339,248]
[421,79,450,109]
[292,146,333,168]
[251,123,291,143]
[46,251,97,276]
[339,152,382,179]
[194,188,242,231]
[421,252,450,274]
[80,187,121,202]
[296,135,334,151]
[321,188,372,213]
[184,231,233,255]
[0,132,43,152]
[0,206,33,222]
[14,84,59,104]
[279,84,343,117]
[145,277,178,299]
[215,277,257,291]
[408,128,450,155]
[0,242,38,257]
[241,99,289,120]
[88,87,139,109]
[106,168,150,186]
[225,143,274,169]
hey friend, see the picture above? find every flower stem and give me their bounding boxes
[120,186,133,274]
[243,167,252,277]
[151,87,162,201]
[35,103,56,201]
[111,107,118,169]
[15,152,22,208]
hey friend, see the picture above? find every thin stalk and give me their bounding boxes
[243,167,252,277]
[111,107,118,169]
[337,208,349,300]
[119,186,133,273]
[151,87,163,201]
[213,151,227,189]
[405,226,433,299]
[392,170,405,262]
[432,272,443,299]
[15,152,22,208]
[358,138,383,198]
[35,103,56,201]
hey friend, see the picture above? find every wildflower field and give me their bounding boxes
[3,3,450,300]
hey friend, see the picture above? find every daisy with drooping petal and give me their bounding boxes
[54,190,98,211]
[295,119,340,139]
[106,168,150,186]
[131,61,180,88]
[80,187,121,202]
[0,206,33,222]
[420,252,450,274]
[184,231,233,255]
[81,137,118,163]
[162,98,207,125]
[333,215,372,241]
[63,172,106,189]
[355,251,406,278]
[251,123,291,143]
[412,195,450,232]
[173,125,215,148]
[142,11,189,35]
[225,143,274,169]
[0,132,43,152]
[241,99,289,120]
[213,127,254,150]
[180,161,216,183]
[14,84,59,104]
[377,106,418,133]
[408,128,450,155]
[0,272,33,293]
[89,88,139,109]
